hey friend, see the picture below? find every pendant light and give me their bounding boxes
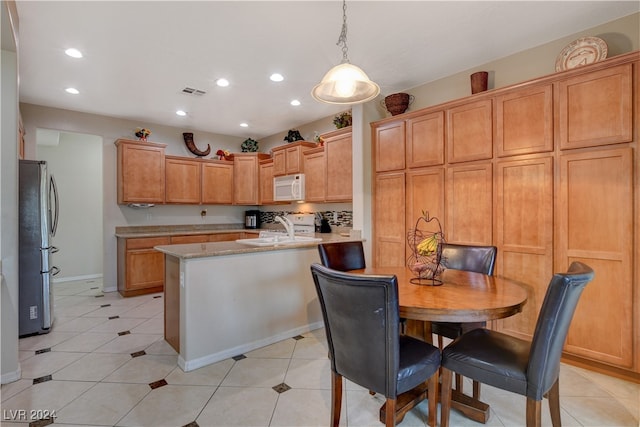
[311,0,380,105]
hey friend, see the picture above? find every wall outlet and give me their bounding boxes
[333,211,338,222]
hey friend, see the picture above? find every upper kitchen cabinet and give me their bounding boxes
[202,159,234,205]
[165,156,201,204]
[495,83,553,157]
[373,121,406,172]
[406,111,445,168]
[258,158,275,205]
[446,99,493,163]
[302,147,326,203]
[272,141,317,176]
[323,127,353,202]
[557,63,633,150]
[233,153,270,205]
[115,139,167,204]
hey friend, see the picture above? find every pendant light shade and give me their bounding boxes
[312,62,380,104]
[312,0,380,105]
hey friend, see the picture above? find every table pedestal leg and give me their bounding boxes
[379,383,428,425]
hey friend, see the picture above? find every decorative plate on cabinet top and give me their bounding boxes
[555,36,608,72]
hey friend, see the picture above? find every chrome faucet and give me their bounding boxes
[275,215,295,240]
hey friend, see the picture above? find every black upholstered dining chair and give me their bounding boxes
[440,261,594,427]
[310,263,441,427]
[318,241,366,271]
[431,243,498,398]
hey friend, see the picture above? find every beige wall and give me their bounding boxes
[400,12,639,115]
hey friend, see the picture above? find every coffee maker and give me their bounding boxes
[244,210,261,229]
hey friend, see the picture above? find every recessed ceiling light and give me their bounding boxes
[176,110,187,116]
[65,48,83,58]
[65,87,79,94]
[270,73,284,82]
[240,123,249,128]
[290,100,301,106]
[216,78,229,87]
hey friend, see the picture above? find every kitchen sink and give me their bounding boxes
[235,235,322,247]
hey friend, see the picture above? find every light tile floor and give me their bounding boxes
[1,279,638,427]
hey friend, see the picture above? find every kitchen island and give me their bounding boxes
[155,233,360,372]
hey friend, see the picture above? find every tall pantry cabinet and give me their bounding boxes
[371,51,639,381]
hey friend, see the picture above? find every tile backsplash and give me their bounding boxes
[261,210,352,227]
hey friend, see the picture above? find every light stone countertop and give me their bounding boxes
[155,233,361,259]
[114,224,250,238]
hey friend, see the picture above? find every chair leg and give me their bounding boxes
[440,368,453,427]
[426,371,438,427]
[548,378,561,427]
[525,397,542,427]
[331,371,343,427]
[384,397,397,427]
[472,380,481,399]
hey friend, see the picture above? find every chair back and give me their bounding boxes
[318,241,366,271]
[310,263,400,397]
[526,261,594,400]
[440,243,497,275]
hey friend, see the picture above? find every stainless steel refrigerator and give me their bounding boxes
[19,159,60,337]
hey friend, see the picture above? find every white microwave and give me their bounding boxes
[274,173,305,202]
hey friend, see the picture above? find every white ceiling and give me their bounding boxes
[15,1,639,140]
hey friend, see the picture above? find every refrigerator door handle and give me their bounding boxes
[49,175,59,237]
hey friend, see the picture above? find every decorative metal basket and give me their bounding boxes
[406,211,445,285]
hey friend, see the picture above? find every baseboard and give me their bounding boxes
[1,366,21,384]
[180,321,325,372]
[53,274,103,284]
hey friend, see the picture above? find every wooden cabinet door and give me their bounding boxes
[446,163,493,245]
[447,99,493,163]
[303,148,326,202]
[325,130,352,202]
[557,64,633,150]
[165,156,201,204]
[119,236,169,297]
[406,168,445,233]
[374,121,406,172]
[495,157,553,341]
[233,153,269,205]
[116,139,166,204]
[272,149,286,176]
[557,147,633,368]
[495,84,553,157]
[374,172,406,267]
[201,161,233,204]
[406,111,445,168]
[285,146,303,175]
[259,160,275,205]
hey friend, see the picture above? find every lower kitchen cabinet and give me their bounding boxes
[117,236,169,297]
[117,232,249,297]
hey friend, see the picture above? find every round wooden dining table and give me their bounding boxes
[355,266,529,323]
[349,266,529,424]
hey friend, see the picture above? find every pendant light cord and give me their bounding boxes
[337,0,349,63]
